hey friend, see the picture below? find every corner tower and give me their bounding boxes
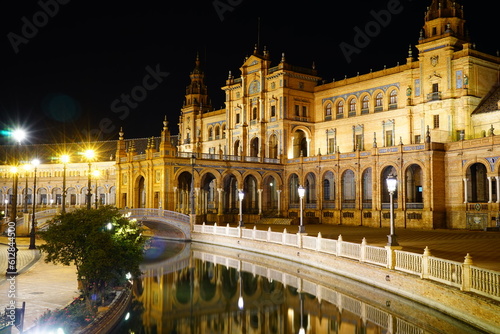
[178,54,212,153]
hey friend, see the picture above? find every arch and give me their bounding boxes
[336,99,345,118]
[324,102,332,118]
[361,94,370,112]
[135,175,146,208]
[466,163,488,203]
[222,173,239,214]
[268,133,278,159]
[381,166,398,207]
[389,88,398,107]
[262,174,278,214]
[292,129,308,158]
[200,172,217,214]
[214,125,220,139]
[208,126,213,140]
[362,168,373,209]
[243,174,258,214]
[221,123,227,139]
[177,171,193,214]
[234,139,241,156]
[405,164,423,208]
[348,96,357,116]
[304,172,317,206]
[341,169,356,209]
[288,173,300,206]
[250,137,259,157]
[322,170,335,209]
[375,91,384,110]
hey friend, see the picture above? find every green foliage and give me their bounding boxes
[35,297,95,333]
[38,206,145,300]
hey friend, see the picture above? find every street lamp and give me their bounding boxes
[190,154,196,215]
[29,158,40,250]
[298,185,305,233]
[84,150,95,210]
[386,173,399,246]
[4,199,8,218]
[92,169,100,209]
[60,154,70,213]
[238,189,245,227]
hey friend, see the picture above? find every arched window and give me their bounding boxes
[222,124,226,138]
[214,125,220,139]
[323,171,335,209]
[466,163,488,203]
[208,127,213,140]
[325,103,332,117]
[252,107,258,120]
[406,164,423,208]
[305,173,316,205]
[341,169,356,209]
[375,92,383,111]
[389,89,398,109]
[349,98,357,112]
[381,166,398,208]
[336,101,344,118]
[361,95,369,112]
[289,174,299,205]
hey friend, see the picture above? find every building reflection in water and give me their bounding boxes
[114,239,483,334]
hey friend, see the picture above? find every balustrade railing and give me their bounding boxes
[193,223,500,302]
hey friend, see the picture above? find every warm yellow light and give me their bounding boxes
[32,158,40,167]
[92,170,100,178]
[60,154,70,164]
[22,163,32,171]
[84,149,95,160]
[10,166,18,174]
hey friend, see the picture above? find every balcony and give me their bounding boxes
[427,92,442,101]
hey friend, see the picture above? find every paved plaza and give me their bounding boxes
[1,224,500,332]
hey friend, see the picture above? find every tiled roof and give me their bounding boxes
[472,85,500,115]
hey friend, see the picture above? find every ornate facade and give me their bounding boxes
[2,0,500,230]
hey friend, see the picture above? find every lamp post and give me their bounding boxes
[190,154,196,215]
[60,154,70,213]
[386,173,399,246]
[29,159,40,250]
[84,150,95,210]
[6,128,26,276]
[92,170,100,209]
[4,199,8,219]
[238,189,245,227]
[298,185,305,233]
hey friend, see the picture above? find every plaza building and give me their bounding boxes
[1,0,500,231]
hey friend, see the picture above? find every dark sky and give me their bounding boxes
[0,0,497,145]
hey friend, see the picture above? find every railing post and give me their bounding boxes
[384,245,402,269]
[461,253,473,292]
[421,246,431,279]
[316,232,322,251]
[213,223,218,235]
[267,227,271,242]
[282,228,287,245]
[252,225,257,240]
[360,238,367,263]
[337,235,343,257]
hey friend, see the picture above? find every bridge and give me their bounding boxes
[14,208,191,240]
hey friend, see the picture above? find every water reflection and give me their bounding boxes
[113,238,484,334]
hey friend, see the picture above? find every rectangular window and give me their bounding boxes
[302,106,307,117]
[271,105,276,117]
[433,115,439,129]
[328,138,335,153]
[236,113,240,124]
[295,105,300,116]
[414,135,421,144]
[385,130,393,147]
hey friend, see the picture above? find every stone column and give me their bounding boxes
[463,178,468,203]
[496,176,500,203]
[173,187,178,212]
[217,188,223,215]
[257,189,263,215]
[488,177,493,203]
[276,190,282,214]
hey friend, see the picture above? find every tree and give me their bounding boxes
[38,206,145,309]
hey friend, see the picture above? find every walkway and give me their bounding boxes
[0,237,79,333]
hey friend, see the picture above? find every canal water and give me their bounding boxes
[111,237,486,333]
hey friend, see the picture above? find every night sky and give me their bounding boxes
[0,0,497,145]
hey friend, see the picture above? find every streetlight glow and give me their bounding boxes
[238,189,244,227]
[11,128,27,144]
[298,185,305,234]
[386,173,399,247]
[29,158,41,249]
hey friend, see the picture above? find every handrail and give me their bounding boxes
[193,223,500,302]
